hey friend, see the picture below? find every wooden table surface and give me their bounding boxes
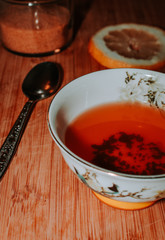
[0,0,165,239]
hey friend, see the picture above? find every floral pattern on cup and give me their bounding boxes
[73,166,165,201]
[121,71,165,110]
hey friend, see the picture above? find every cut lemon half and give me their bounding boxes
[88,23,165,70]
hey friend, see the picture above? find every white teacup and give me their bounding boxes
[48,68,165,210]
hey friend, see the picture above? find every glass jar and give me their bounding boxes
[0,0,73,56]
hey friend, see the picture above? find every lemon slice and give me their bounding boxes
[88,23,165,70]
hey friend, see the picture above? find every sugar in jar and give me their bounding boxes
[0,0,73,56]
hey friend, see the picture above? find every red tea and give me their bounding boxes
[65,102,165,175]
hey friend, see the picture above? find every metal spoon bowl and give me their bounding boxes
[0,61,61,180]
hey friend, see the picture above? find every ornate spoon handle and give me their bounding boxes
[0,100,35,180]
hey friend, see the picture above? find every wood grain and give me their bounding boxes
[0,0,165,239]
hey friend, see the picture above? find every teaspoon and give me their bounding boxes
[0,61,61,180]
